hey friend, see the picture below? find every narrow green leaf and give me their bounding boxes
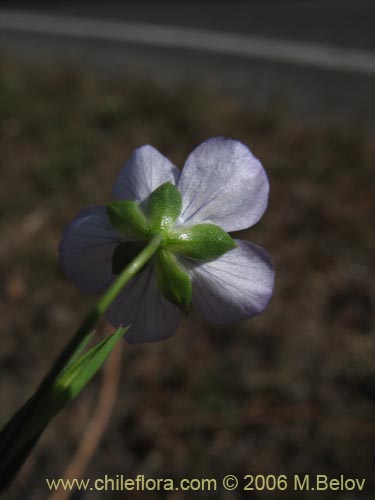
[61,330,95,374]
[154,249,192,312]
[50,326,127,415]
[148,182,182,231]
[167,223,236,260]
[0,327,127,489]
[107,200,150,239]
[0,321,95,458]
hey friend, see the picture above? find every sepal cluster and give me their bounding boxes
[106,182,236,311]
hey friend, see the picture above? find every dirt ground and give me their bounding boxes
[0,56,373,499]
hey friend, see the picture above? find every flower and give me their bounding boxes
[59,137,274,343]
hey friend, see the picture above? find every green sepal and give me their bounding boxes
[154,249,192,312]
[148,182,182,231]
[167,223,236,260]
[112,241,146,275]
[107,200,150,239]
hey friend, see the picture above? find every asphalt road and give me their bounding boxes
[3,1,375,50]
[0,2,374,126]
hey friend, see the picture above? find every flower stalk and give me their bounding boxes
[0,136,275,490]
[0,234,162,491]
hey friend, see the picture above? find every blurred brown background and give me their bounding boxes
[0,3,374,499]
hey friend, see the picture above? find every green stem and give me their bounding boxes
[0,234,162,490]
[45,233,162,384]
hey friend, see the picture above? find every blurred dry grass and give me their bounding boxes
[0,55,373,499]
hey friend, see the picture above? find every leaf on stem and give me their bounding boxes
[49,326,127,416]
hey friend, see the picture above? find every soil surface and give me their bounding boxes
[0,57,373,499]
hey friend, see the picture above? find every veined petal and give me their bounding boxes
[185,239,274,324]
[112,145,180,203]
[177,137,269,231]
[106,265,180,344]
[59,206,120,293]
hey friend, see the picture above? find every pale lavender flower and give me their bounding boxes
[59,137,274,343]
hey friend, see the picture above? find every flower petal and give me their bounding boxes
[106,265,180,343]
[59,206,120,293]
[177,137,269,231]
[112,145,180,203]
[185,239,274,324]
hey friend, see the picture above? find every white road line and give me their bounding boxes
[0,9,374,75]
